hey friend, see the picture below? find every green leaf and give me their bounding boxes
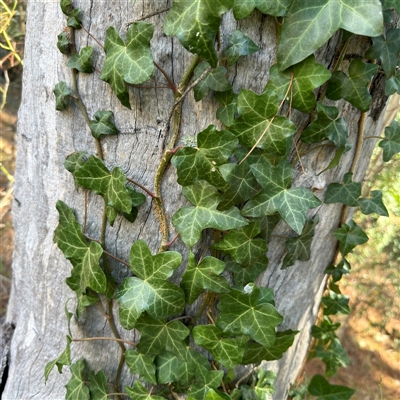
[44,335,71,382]
[381,0,400,13]
[89,370,110,400]
[229,89,297,155]
[259,214,281,242]
[54,81,72,111]
[171,125,238,189]
[315,339,350,377]
[223,30,259,66]
[326,59,379,111]
[333,219,368,256]
[379,119,400,161]
[205,390,231,400]
[233,0,292,19]
[217,285,283,346]
[216,89,238,127]
[278,0,383,70]
[358,190,389,216]
[67,46,94,73]
[225,257,267,287]
[172,180,248,247]
[212,221,268,268]
[312,316,340,341]
[193,325,245,368]
[60,0,73,15]
[282,216,318,269]
[181,252,230,304]
[265,56,331,113]
[125,349,157,385]
[317,146,349,176]
[125,382,165,400]
[324,172,361,207]
[67,8,82,29]
[188,365,224,400]
[65,359,89,400]
[89,110,119,138]
[57,31,71,55]
[100,22,154,109]
[365,28,400,77]
[112,186,145,225]
[164,0,234,68]
[325,258,350,283]
[322,290,350,315]
[385,70,400,95]
[241,330,298,364]
[242,160,321,235]
[308,374,355,400]
[193,62,231,101]
[116,241,184,328]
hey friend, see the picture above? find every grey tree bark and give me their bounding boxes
[3,1,391,399]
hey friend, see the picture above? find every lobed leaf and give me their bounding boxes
[358,190,388,216]
[65,359,89,400]
[379,119,400,161]
[315,338,350,377]
[67,46,94,73]
[223,30,259,66]
[322,290,350,315]
[54,81,72,111]
[333,219,368,256]
[44,335,71,382]
[125,349,157,385]
[89,370,110,400]
[125,382,165,400]
[188,365,224,400]
[224,257,267,287]
[233,0,292,19]
[324,172,361,207]
[89,110,119,138]
[308,374,355,399]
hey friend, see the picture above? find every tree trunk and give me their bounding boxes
[3,1,390,399]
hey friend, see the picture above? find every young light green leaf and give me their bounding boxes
[265,56,331,113]
[333,220,368,256]
[44,335,71,382]
[125,382,165,400]
[217,285,283,346]
[223,30,259,66]
[171,125,238,189]
[89,110,119,138]
[322,290,350,315]
[242,160,321,235]
[54,81,72,111]
[100,22,154,109]
[65,359,90,400]
[358,190,389,216]
[172,180,248,247]
[89,370,110,400]
[181,252,230,304]
[225,258,267,287]
[67,46,94,73]
[324,172,361,207]
[229,89,297,155]
[278,0,383,70]
[164,0,233,68]
[379,119,400,161]
[57,31,72,55]
[188,365,224,400]
[116,241,184,328]
[232,0,292,19]
[326,59,379,111]
[308,374,356,400]
[212,221,268,268]
[315,339,350,377]
[125,349,157,385]
[215,89,238,127]
[205,390,231,400]
[67,8,82,29]
[193,62,231,101]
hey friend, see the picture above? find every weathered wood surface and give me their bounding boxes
[4,1,389,399]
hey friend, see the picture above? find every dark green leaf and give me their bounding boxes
[325,258,350,282]
[64,152,87,175]
[223,30,259,66]
[316,338,350,377]
[311,316,340,342]
[172,180,248,247]
[379,119,400,161]
[44,336,71,382]
[385,70,400,95]
[54,81,72,111]
[324,172,361,207]
[278,0,383,70]
[358,190,389,216]
[125,382,165,400]
[308,375,355,400]
[317,146,349,176]
[100,22,154,109]
[205,390,231,400]
[65,359,89,400]
[326,59,379,111]
[216,89,238,127]
[89,110,119,138]
[67,8,82,29]
[125,349,157,385]
[57,31,72,55]
[164,0,233,67]
[60,0,73,16]
[188,365,224,400]
[259,214,281,242]
[233,0,292,19]
[89,370,110,400]
[67,46,94,73]
[333,219,368,256]
[381,0,400,13]
[322,290,350,315]
[224,258,267,287]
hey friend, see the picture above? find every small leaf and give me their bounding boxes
[324,172,361,207]
[60,0,73,16]
[188,365,224,400]
[308,375,355,400]
[54,81,72,111]
[333,219,368,256]
[44,336,71,382]
[223,30,259,66]
[317,146,349,176]
[325,258,351,283]
[125,382,165,400]
[379,119,400,161]
[57,31,72,55]
[125,349,157,385]
[90,110,119,138]
[67,46,94,73]
[67,8,82,29]
[311,316,341,342]
[233,0,292,19]
[89,370,110,400]
[215,89,238,127]
[358,190,389,216]
[65,359,90,400]
[385,70,400,95]
[315,338,350,377]
[322,290,350,315]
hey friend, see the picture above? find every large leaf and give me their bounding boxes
[100,22,154,108]
[278,0,383,70]
[333,219,368,256]
[358,190,389,216]
[265,56,331,113]
[125,349,157,385]
[217,285,283,346]
[172,180,248,247]
[233,0,292,19]
[223,30,259,66]
[324,172,361,207]
[115,240,184,328]
[188,365,224,400]
[171,125,238,189]
[379,119,400,161]
[65,359,89,400]
[242,160,321,235]
[315,338,350,377]
[164,0,233,67]
[307,374,355,400]
[229,89,297,155]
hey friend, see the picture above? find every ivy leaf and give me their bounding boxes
[385,70,400,95]
[60,0,73,15]
[241,330,298,364]
[223,30,259,66]
[324,172,361,207]
[278,0,383,70]
[89,110,119,138]
[205,390,230,400]
[125,382,165,400]
[164,0,233,68]
[333,220,368,256]
[232,0,292,19]
[54,81,72,111]
[379,119,400,161]
[229,89,297,155]
[322,290,350,315]
[315,339,350,378]
[125,349,157,385]
[181,252,230,305]
[225,258,267,287]
[89,370,110,400]
[217,285,283,346]
[171,125,238,189]
[215,89,238,127]
[325,258,351,283]
[312,316,341,342]
[193,62,231,101]
[188,365,224,400]
[317,145,350,176]
[212,221,268,268]
[381,0,400,13]
[67,8,82,29]
[365,28,400,77]
[308,374,355,400]
[116,241,184,328]
[242,160,321,235]
[265,56,331,113]
[358,190,389,216]
[67,46,94,73]
[282,216,318,269]
[100,22,154,109]
[135,313,189,360]
[326,59,379,111]
[259,214,281,242]
[172,180,248,247]
[301,103,348,148]
[57,31,72,55]
[44,335,71,382]
[65,359,89,400]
